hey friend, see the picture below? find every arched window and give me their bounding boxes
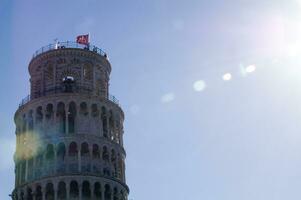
[57,181,66,200]
[81,142,90,157]
[109,110,114,140]
[113,187,119,200]
[46,144,54,161]
[27,188,33,200]
[68,142,78,156]
[102,107,108,138]
[103,167,111,176]
[82,181,91,198]
[91,104,99,117]
[36,148,43,168]
[80,102,88,116]
[94,182,102,200]
[36,106,43,124]
[104,184,111,200]
[45,183,54,200]
[57,143,66,161]
[92,144,100,159]
[120,191,126,200]
[68,102,76,134]
[70,181,79,198]
[46,104,53,120]
[111,149,116,162]
[102,146,109,162]
[36,185,42,200]
[20,191,24,200]
[28,110,34,131]
[57,102,66,133]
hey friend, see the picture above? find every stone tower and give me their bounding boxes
[12,41,129,200]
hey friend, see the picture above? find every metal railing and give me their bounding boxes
[19,86,119,108]
[32,41,107,59]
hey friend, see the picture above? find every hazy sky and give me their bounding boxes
[1,0,301,199]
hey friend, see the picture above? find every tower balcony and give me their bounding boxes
[19,86,120,108]
[31,41,107,59]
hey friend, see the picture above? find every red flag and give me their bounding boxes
[76,34,89,45]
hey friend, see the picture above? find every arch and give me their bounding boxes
[111,149,116,162]
[46,144,55,161]
[81,142,90,157]
[103,167,111,176]
[57,181,67,200]
[109,110,114,140]
[80,102,88,116]
[28,110,34,131]
[45,182,54,200]
[113,187,119,200]
[94,182,102,200]
[27,158,34,179]
[92,144,100,158]
[20,190,24,200]
[57,142,66,161]
[104,184,111,200]
[101,106,108,138]
[102,146,109,162]
[68,142,78,156]
[91,104,99,117]
[57,102,66,133]
[120,191,126,200]
[36,185,43,200]
[36,106,43,124]
[27,187,33,200]
[46,104,54,120]
[70,181,79,198]
[68,102,76,134]
[82,180,91,198]
[36,147,43,168]
[117,154,123,179]
[22,114,26,133]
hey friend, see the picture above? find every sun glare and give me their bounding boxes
[193,80,206,92]
[223,73,232,81]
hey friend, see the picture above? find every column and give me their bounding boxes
[54,187,58,200]
[54,146,57,174]
[78,146,81,172]
[53,105,57,134]
[25,160,28,182]
[101,184,105,200]
[65,110,69,135]
[79,183,82,200]
[66,182,70,200]
[91,182,95,200]
[42,187,46,200]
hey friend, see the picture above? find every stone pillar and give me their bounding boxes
[101,184,105,200]
[54,187,58,200]
[42,187,46,200]
[78,146,81,172]
[91,182,95,200]
[79,183,82,200]
[66,183,70,200]
[25,160,28,182]
[66,110,69,135]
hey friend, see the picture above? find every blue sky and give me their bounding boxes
[1,0,301,199]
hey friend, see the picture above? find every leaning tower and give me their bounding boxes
[12,41,129,200]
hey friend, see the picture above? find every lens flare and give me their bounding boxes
[193,80,206,92]
[246,65,256,73]
[161,92,175,103]
[222,73,232,81]
[15,131,42,161]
